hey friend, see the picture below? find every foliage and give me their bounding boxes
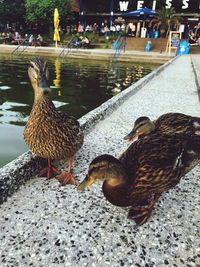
[0,0,25,26]
[150,7,181,37]
[25,0,73,29]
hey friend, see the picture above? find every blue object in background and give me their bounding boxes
[146,41,151,52]
[153,30,158,38]
[176,40,190,56]
[113,40,117,50]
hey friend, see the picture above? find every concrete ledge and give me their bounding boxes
[0,44,173,63]
[0,56,176,204]
[0,152,46,204]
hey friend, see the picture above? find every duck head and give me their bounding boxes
[77,154,127,191]
[28,58,50,99]
[124,116,155,142]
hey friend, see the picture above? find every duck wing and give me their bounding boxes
[57,111,80,131]
[120,133,200,202]
[155,112,200,137]
[52,110,84,155]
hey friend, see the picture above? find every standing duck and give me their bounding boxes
[124,113,200,142]
[77,133,200,225]
[24,58,84,185]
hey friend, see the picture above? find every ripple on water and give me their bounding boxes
[0,85,12,90]
[52,101,69,108]
[20,82,29,84]
[0,101,28,109]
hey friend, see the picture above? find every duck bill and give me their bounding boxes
[77,176,95,191]
[38,76,51,93]
[124,129,138,142]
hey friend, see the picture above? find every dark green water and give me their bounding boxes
[0,55,159,167]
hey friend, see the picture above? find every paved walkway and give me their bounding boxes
[0,55,200,267]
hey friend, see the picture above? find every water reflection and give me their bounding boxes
[53,58,62,97]
[0,55,159,166]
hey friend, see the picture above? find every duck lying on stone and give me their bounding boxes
[24,58,84,185]
[124,112,200,142]
[78,133,200,225]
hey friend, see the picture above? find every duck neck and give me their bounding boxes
[30,91,56,119]
[102,173,131,207]
[146,121,156,134]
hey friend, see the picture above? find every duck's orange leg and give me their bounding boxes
[56,157,77,186]
[39,159,60,179]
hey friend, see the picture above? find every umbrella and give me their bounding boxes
[123,7,156,28]
[54,8,60,47]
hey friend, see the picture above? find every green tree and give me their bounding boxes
[0,0,25,29]
[25,0,73,31]
[150,7,181,37]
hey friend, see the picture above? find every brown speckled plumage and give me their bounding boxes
[124,112,200,142]
[24,96,83,160]
[24,58,83,182]
[154,113,200,136]
[78,133,200,225]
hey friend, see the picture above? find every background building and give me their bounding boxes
[76,0,200,24]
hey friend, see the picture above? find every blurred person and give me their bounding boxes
[29,34,34,46]
[116,24,121,33]
[194,23,200,37]
[81,36,90,48]
[77,22,84,33]
[188,33,198,46]
[37,34,43,46]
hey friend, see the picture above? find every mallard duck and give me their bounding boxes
[77,133,200,225]
[124,112,200,142]
[24,58,84,185]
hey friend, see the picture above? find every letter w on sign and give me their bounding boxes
[119,1,129,11]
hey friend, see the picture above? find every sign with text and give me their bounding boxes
[84,0,199,14]
[171,32,181,47]
[118,0,199,13]
[166,31,182,54]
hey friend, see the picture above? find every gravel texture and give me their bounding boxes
[0,55,200,267]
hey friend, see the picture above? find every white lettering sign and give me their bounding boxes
[182,0,189,9]
[119,1,129,12]
[137,1,144,9]
[118,0,193,12]
[166,0,172,9]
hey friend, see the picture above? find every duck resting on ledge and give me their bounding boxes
[124,112,200,142]
[78,133,200,225]
[24,58,84,185]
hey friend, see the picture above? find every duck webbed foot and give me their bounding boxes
[39,159,60,179]
[55,157,77,186]
[56,171,77,186]
[128,206,153,225]
[128,193,161,225]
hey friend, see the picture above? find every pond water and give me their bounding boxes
[0,55,159,167]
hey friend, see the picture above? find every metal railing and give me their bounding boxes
[12,35,31,55]
[112,35,126,61]
[58,36,80,58]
